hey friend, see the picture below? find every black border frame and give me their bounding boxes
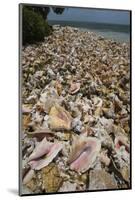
[19,3,132,196]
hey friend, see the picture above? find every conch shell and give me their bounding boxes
[49,105,72,131]
[68,136,101,173]
[28,138,63,170]
[28,138,53,161]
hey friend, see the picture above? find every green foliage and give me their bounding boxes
[52,7,65,14]
[22,7,51,45]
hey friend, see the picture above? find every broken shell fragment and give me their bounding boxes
[114,95,123,112]
[71,117,82,133]
[23,169,35,185]
[39,88,59,113]
[100,150,111,166]
[27,128,55,140]
[23,114,31,129]
[120,166,130,182]
[22,105,32,114]
[41,163,63,193]
[69,82,81,94]
[25,179,37,192]
[55,80,63,95]
[49,105,72,131]
[58,181,77,192]
[115,135,129,152]
[68,136,101,173]
[99,117,114,134]
[93,97,103,117]
[89,170,117,190]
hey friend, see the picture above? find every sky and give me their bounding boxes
[47,7,130,25]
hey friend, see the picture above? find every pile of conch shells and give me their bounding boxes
[21,25,130,194]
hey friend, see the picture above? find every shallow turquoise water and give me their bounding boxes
[80,28,130,43]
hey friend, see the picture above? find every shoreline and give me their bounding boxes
[52,25,130,43]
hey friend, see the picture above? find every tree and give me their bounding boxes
[22,7,51,45]
[22,6,65,45]
[52,7,65,15]
[24,5,65,19]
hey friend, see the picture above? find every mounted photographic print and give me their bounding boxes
[19,3,131,196]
